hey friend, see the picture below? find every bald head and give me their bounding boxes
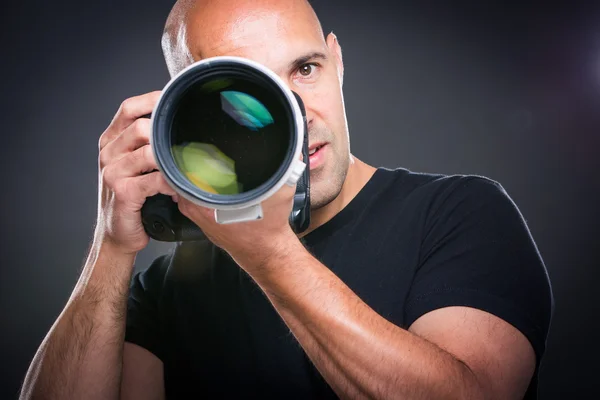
[161,0,196,77]
[161,0,325,77]
[160,0,352,210]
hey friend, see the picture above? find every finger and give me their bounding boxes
[261,182,296,208]
[117,172,178,208]
[99,118,151,167]
[105,144,157,181]
[111,91,161,132]
[99,91,161,150]
[134,171,177,199]
[178,196,214,222]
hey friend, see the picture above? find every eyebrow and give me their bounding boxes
[288,52,328,71]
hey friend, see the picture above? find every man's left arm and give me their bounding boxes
[244,237,535,399]
[177,177,551,399]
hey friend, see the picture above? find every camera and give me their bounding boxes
[141,56,311,242]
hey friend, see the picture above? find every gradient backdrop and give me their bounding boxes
[2,0,599,398]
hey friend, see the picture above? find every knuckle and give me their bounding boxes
[98,149,110,169]
[134,117,150,135]
[131,117,144,130]
[98,128,113,150]
[143,145,155,164]
[119,98,135,118]
[101,165,115,187]
[132,119,151,143]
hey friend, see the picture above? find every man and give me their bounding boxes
[21,0,553,399]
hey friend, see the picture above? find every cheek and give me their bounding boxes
[304,88,345,130]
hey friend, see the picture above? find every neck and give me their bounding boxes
[299,156,376,238]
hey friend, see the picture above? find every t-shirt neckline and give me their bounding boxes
[302,167,395,245]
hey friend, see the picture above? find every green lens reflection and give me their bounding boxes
[172,142,242,195]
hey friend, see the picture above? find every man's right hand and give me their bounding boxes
[95,91,178,255]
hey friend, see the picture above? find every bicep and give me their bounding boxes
[409,306,535,400]
[121,342,165,400]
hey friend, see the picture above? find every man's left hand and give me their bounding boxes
[177,182,300,272]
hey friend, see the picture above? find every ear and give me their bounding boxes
[326,32,344,86]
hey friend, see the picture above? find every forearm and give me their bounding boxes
[21,240,136,400]
[246,240,485,400]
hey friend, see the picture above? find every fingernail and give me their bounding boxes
[172,195,179,203]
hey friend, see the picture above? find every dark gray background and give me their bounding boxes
[2,0,599,398]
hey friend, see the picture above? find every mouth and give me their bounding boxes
[308,142,326,156]
[307,142,328,170]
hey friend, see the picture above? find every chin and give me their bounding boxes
[308,148,351,209]
[309,173,346,210]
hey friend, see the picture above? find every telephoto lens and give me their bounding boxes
[141,56,310,242]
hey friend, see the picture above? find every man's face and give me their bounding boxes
[180,0,351,209]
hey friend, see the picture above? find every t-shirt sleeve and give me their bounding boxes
[404,176,554,365]
[125,252,173,362]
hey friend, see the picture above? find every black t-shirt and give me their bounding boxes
[126,167,553,399]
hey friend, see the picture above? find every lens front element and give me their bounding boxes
[169,74,291,197]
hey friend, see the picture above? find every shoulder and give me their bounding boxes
[379,168,514,218]
[399,172,554,365]
[398,169,508,202]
